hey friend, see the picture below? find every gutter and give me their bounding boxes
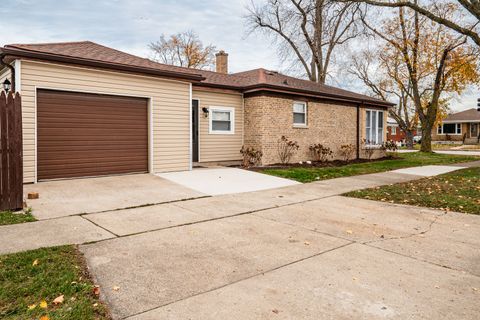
[0,52,15,92]
[1,47,206,83]
[357,104,361,159]
[195,82,395,108]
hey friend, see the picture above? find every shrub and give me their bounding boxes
[240,146,263,168]
[309,143,333,162]
[277,136,299,164]
[381,140,398,154]
[338,144,355,161]
[361,139,375,161]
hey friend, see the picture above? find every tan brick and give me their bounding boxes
[244,95,387,165]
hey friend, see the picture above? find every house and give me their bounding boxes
[387,118,418,145]
[387,118,403,143]
[432,108,480,144]
[0,41,393,183]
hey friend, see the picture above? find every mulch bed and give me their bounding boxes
[231,156,396,171]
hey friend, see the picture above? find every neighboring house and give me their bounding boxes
[387,118,403,143]
[0,41,393,183]
[432,108,480,144]
[387,118,418,144]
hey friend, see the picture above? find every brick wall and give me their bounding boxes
[244,94,387,165]
[244,94,389,164]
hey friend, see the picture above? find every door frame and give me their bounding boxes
[191,99,200,163]
[34,86,153,183]
[470,122,479,138]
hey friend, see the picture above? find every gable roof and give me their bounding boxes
[443,108,480,122]
[1,41,393,107]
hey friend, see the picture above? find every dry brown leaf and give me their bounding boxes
[32,259,39,266]
[40,316,50,320]
[53,295,64,305]
[113,286,120,291]
[93,286,100,296]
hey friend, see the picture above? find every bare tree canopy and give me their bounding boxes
[336,0,480,46]
[149,30,216,69]
[246,0,362,84]
[350,48,419,148]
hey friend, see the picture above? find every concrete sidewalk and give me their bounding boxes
[4,163,478,254]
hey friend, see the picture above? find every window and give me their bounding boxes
[391,126,397,135]
[365,110,384,145]
[437,123,461,135]
[293,102,307,126]
[209,107,235,134]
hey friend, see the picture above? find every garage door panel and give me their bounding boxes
[37,90,148,180]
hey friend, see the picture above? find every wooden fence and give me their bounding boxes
[0,91,23,211]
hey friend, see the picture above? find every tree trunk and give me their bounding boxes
[405,130,414,149]
[420,126,433,152]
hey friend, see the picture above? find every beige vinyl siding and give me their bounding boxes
[0,67,11,88]
[192,89,243,162]
[20,59,191,183]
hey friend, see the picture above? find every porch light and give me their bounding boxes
[202,107,209,117]
[2,79,11,93]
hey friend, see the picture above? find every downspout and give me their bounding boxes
[0,54,15,92]
[356,103,361,159]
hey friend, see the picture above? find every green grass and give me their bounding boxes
[261,152,479,183]
[345,167,480,214]
[0,209,36,225]
[0,246,110,320]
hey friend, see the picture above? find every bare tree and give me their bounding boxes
[350,49,419,148]
[336,0,480,47]
[246,0,362,83]
[149,30,216,69]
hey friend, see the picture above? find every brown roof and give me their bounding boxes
[1,41,393,107]
[444,108,480,122]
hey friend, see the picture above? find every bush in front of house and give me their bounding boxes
[361,139,376,161]
[338,144,355,161]
[277,136,299,164]
[309,143,333,162]
[240,146,263,168]
[381,140,398,154]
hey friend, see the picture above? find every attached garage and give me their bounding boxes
[37,89,149,180]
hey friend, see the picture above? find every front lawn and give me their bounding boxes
[0,246,110,320]
[0,210,36,226]
[345,167,480,214]
[260,152,479,183]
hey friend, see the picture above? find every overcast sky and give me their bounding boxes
[1,0,477,111]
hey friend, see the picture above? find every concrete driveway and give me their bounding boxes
[24,174,205,220]
[76,172,480,320]
[158,167,299,195]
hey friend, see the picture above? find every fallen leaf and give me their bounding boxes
[113,286,120,291]
[93,303,99,307]
[39,300,48,309]
[53,295,64,305]
[32,259,39,266]
[272,309,279,314]
[27,304,36,310]
[93,286,100,296]
[40,316,50,320]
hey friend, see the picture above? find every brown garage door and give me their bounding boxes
[37,90,148,180]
